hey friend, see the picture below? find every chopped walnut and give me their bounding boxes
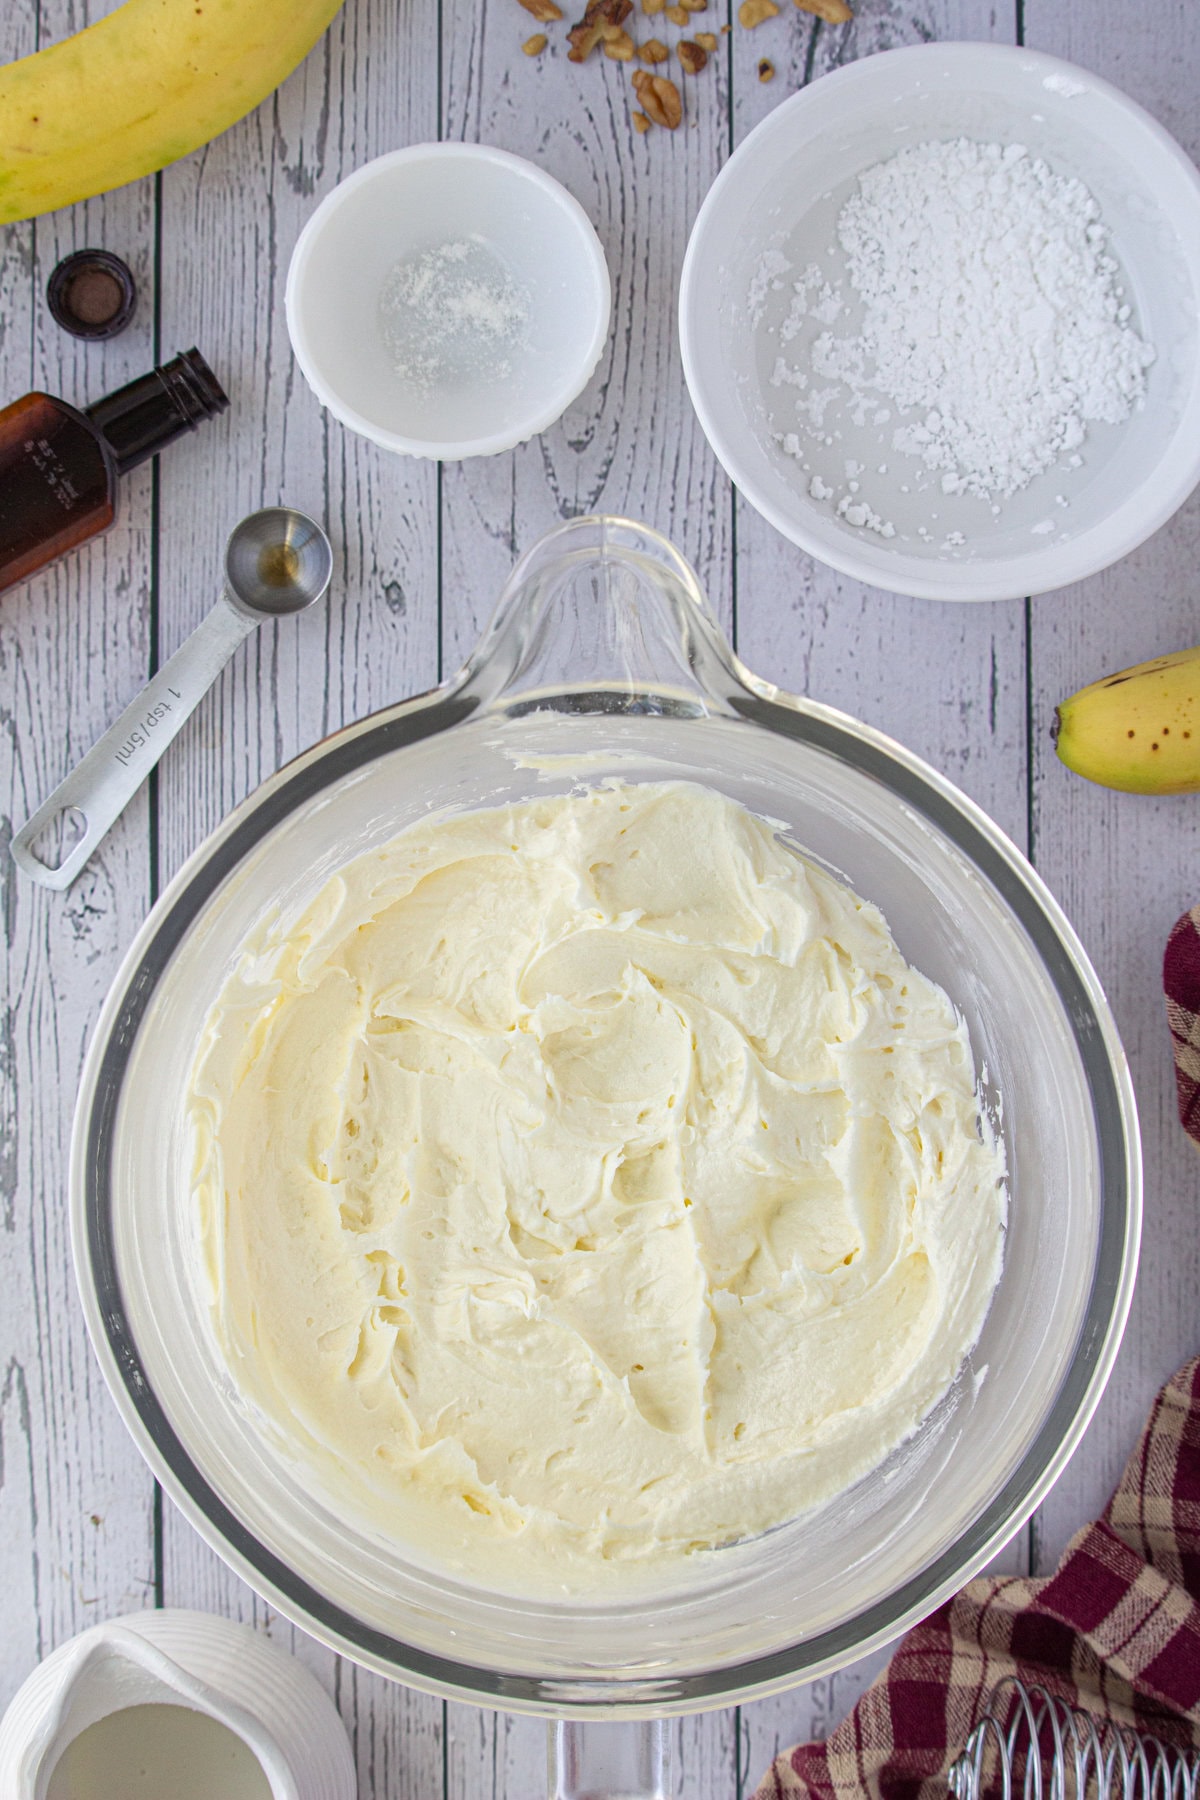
[757,55,774,78]
[567,19,600,55]
[738,0,778,24]
[641,0,665,13]
[638,36,670,60]
[633,109,651,132]
[677,38,707,71]
[693,30,718,48]
[632,66,682,127]
[603,26,635,55]
[523,30,549,50]
[519,0,563,18]
[665,4,688,21]
[567,0,632,61]
[794,0,852,16]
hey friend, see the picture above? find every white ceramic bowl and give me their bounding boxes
[286,143,611,461]
[679,44,1200,601]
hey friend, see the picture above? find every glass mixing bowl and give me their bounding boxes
[72,519,1139,1746]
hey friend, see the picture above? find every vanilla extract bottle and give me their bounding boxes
[0,348,228,596]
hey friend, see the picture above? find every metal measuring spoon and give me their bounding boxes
[11,507,333,892]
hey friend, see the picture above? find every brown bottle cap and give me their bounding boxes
[47,250,137,341]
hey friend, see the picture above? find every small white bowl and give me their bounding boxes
[680,44,1200,601]
[286,143,611,461]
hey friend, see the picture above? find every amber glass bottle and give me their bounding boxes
[0,348,228,596]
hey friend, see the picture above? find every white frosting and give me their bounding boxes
[190,782,1005,1590]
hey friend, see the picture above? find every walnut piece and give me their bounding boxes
[638,36,670,60]
[632,66,682,127]
[603,23,636,54]
[633,109,651,132]
[794,0,852,17]
[641,0,665,13]
[694,30,718,48]
[567,0,633,61]
[677,38,707,71]
[757,55,774,78]
[519,0,564,18]
[738,0,778,24]
[523,30,549,50]
[665,4,687,22]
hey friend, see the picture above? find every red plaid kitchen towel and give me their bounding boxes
[754,1356,1200,1800]
[1165,906,1200,1148]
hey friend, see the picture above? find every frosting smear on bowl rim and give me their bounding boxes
[189,781,1006,1591]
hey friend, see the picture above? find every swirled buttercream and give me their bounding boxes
[190,782,1005,1587]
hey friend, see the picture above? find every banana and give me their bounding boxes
[0,0,344,226]
[1054,645,1200,794]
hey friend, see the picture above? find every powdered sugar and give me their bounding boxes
[754,138,1155,546]
[748,248,790,330]
[824,139,1153,497]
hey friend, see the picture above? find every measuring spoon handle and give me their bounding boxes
[11,597,257,891]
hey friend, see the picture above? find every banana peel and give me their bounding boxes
[1054,645,1200,795]
[0,0,344,225]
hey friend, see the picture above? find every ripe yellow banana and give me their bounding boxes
[0,0,344,225]
[1054,645,1200,794]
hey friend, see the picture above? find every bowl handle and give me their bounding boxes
[458,514,748,716]
[548,1718,670,1800]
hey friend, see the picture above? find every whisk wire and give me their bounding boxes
[948,1677,1200,1800]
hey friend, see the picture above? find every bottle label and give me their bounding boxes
[25,436,81,511]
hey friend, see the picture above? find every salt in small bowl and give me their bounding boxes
[286,143,611,462]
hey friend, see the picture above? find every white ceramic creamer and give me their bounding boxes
[0,1609,356,1800]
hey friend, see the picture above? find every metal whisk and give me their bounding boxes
[947,1677,1200,1800]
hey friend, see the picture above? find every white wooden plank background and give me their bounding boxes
[1,0,1196,1796]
